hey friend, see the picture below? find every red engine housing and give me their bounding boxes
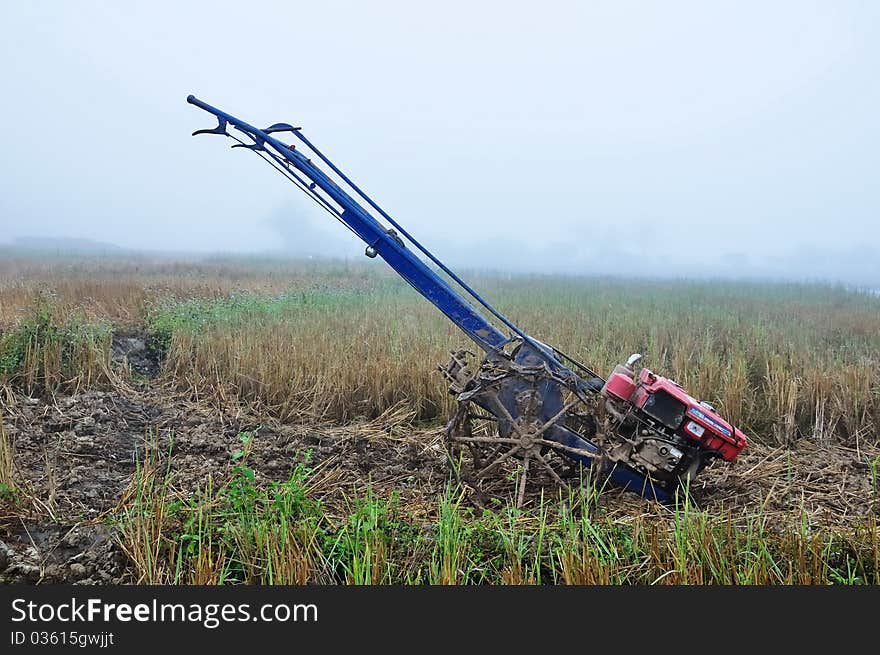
[605,372,637,401]
[630,369,746,461]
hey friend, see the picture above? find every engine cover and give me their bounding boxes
[630,369,746,461]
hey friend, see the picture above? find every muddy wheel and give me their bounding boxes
[440,343,603,508]
[444,386,592,509]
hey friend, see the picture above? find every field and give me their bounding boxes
[0,251,878,584]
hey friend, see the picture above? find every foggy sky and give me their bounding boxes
[1,1,878,285]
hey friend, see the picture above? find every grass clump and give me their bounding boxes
[117,433,327,585]
[0,415,17,504]
[0,295,112,393]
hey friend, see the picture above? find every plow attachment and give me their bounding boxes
[441,343,671,507]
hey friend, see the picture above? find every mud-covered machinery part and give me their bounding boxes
[441,345,601,507]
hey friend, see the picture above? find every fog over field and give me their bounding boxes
[2,3,880,589]
[1,1,878,286]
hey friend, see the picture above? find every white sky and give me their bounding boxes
[1,1,878,284]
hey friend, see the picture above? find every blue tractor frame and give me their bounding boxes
[187,95,669,504]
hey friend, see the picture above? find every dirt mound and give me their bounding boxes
[1,523,126,584]
[111,332,161,378]
[2,391,166,514]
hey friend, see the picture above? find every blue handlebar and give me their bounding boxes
[187,95,511,352]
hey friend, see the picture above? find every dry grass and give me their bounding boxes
[0,252,380,327]
[0,414,15,496]
[2,253,878,584]
[0,296,115,394]
[150,274,880,447]
[3,255,878,444]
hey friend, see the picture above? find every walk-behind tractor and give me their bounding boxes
[187,96,747,506]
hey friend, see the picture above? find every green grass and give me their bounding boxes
[145,288,390,356]
[0,294,112,393]
[114,443,879,585]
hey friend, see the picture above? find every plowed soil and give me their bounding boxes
[2,374,877,585]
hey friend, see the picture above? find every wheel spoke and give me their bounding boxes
[535,438,597,459]
[476,445,520,479]
[531,398,581,440]
[473,442,505,471]
[488,393,529,440]
[536,452,569,488]
[517,455,530,508]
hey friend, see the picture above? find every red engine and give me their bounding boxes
[600,355,746,487]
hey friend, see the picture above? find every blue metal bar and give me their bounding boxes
[287,130,554,355]
[186,95,670,504]
[187,95,509,352]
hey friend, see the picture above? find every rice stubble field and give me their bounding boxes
[0,252,878,585]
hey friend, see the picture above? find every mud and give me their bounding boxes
[111,332,161,378]
[0,523,126,584]
[0,383,877,584]
[0,385,448,584]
